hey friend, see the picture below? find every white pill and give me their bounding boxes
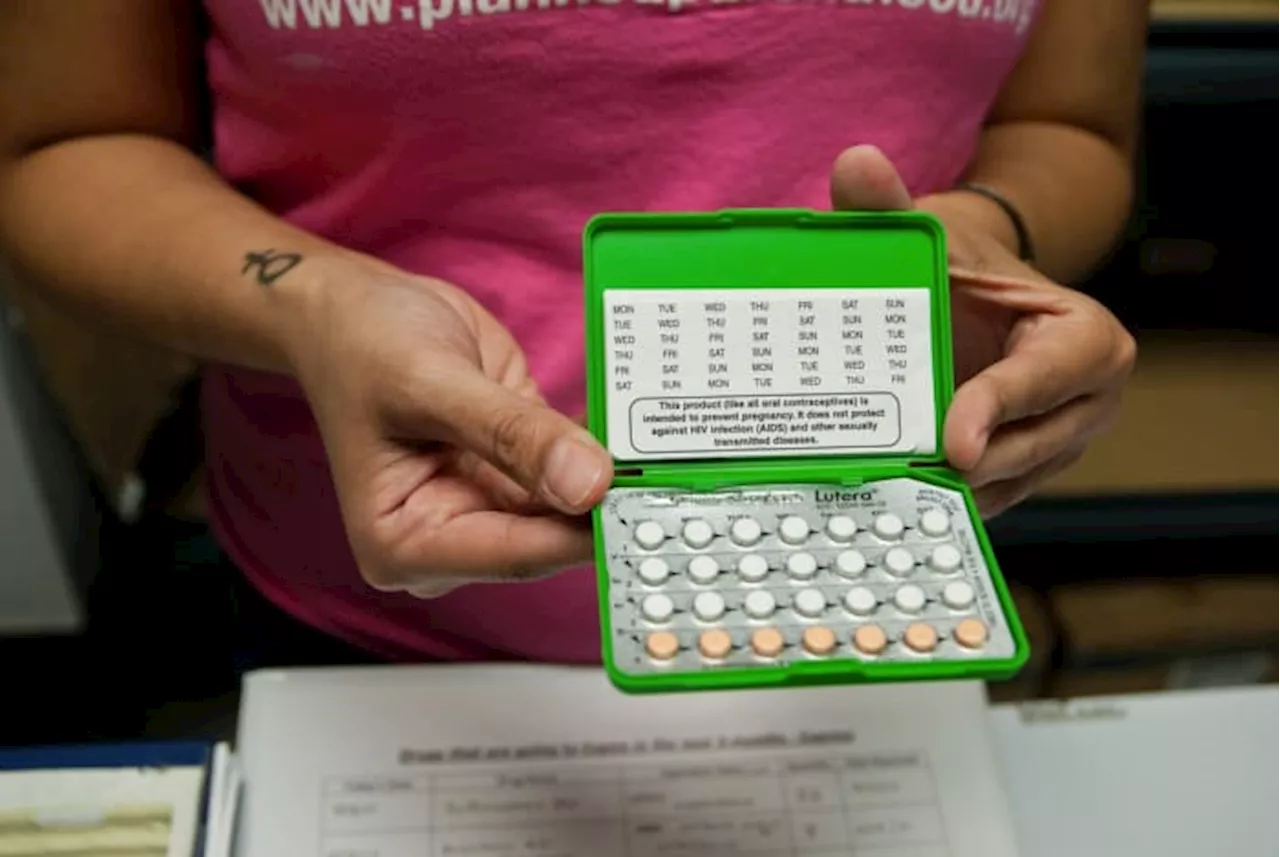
[637,557,670,585]
[894,584,927,614]
[682,519,715,549]
[844,586,878,616]
[786,551,819,580]
[793,588,827,618]
[942,580,976,610]
[730,517,763,546]
[737,554,770,583]
[743,589,777,619]
[872,513,905,540]
[835,549,868,577]
[825,514,857,542]
[929,544,963,573]
[883,547,915,577]
[919,508,951,537]
[687,555,720,585]
[778,515,811,545]
[641,593,675,623]
[693,591,727,621]
[634,521,666,550]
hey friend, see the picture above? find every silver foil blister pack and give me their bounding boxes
[598,477,1018,676]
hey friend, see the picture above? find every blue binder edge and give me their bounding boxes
[0,740,213,771]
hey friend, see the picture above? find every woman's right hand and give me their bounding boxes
[274,254,613,598]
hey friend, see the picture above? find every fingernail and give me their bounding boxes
[544,436,606,513]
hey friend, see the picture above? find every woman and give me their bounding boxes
[0,0,1139,667]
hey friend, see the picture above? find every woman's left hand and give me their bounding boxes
[829,145,1137,516]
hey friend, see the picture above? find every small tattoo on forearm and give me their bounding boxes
[242,249,302,286]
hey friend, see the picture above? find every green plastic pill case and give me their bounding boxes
[582,208,1030,694]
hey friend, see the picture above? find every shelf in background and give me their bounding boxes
[984,327,1276,549]
[1037,330,1275,496]
[988,489,1275,546]
[1152,0,1276,22]
[1146,1,1275,103]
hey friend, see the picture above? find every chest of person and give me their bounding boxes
[200,0,1038,121]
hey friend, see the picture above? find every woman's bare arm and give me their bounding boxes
[0,2,622,583]
[920,0,1150,284]
[0,1,353,374]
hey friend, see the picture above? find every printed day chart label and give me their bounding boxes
[602,288,937,460]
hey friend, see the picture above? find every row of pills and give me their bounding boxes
[644,617,991,662]
[634,543,963,586]
[639,580,977,624]
[631,508,952,553]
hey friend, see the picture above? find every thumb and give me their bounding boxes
[421,364,613,515]
[830,145,914,211]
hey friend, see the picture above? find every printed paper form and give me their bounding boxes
[990,686,1279,857]
[231,665,1020,857]
[602,287,937,461]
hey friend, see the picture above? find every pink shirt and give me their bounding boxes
[198,0,1038,662]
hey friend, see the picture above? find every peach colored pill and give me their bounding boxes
[645,631,680,661]
[953,617,989,649]
[853,624,888,655]
[802,626,838,656]
[751,627,786,658]
[698,629,734,660]
[904,622,939,653]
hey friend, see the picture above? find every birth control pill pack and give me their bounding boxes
[582,208,1029,694]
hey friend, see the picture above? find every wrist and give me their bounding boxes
[917,188,1026,262]
[265,249,369,376]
